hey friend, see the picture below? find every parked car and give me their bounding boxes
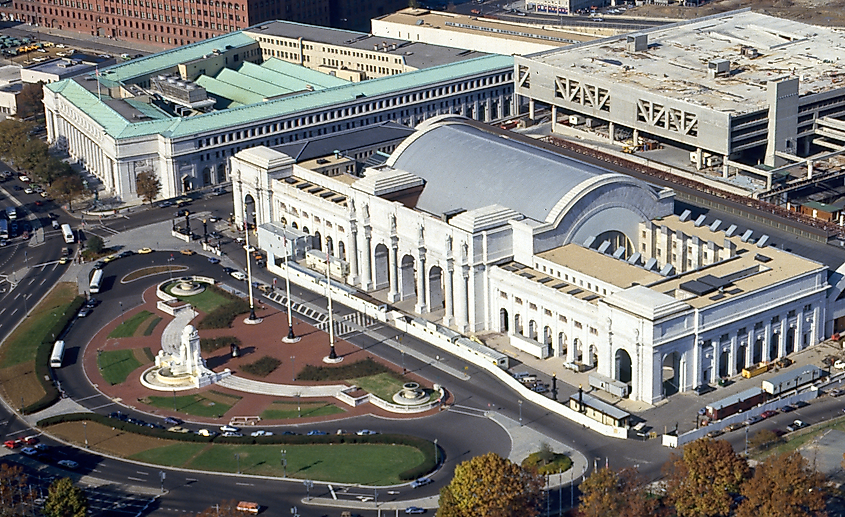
[760,410,778,419]
[705,428,724,438]
[220,425,240,433]
[3,440,21,449]
[356,429,378,436]
[221,431,243,437]
[250,430,274,437]
[20,447,38,456]
[163,417,182,425]
[85,298,100,308]
[410,477,433,489]
[306,430,327,436]
[726,422,744,432]
[780,404,796,413]
[786,420,808,432]
[834,360,845,370]
[180,249,195,256]
[22,435,39,445]
[207,257,221,264]
[230,271,247,281]
[77,307,93,318]
[405,507,426,514]
[196,429,218,437]
[57,460,78,470]
[742,415,762,427]
[138,247,153,254]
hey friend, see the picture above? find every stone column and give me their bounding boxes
[745,329,754,368]
[729,335,738,377]
[415,253,427,314]
[360,228,373,291]
[388,242,399,302]
[692,340,700,389]
[712,341,719,380]
[778,318,788,358]
[764,322,773,362]
[455,267,469,332]
[348,223,359,285]
[443,260,454,326]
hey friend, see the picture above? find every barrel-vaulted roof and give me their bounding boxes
[385,117,635,223]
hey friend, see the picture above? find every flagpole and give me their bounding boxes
[282,230,300,343]
[323,230,341,364]
[96,67,101,101]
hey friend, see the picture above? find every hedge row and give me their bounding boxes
[37,413,438,479]
[200,336,242,353]
[23,296,86,415]
[240,356,281,377]
[297,357,390,382]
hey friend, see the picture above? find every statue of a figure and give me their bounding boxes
[390,214,397,233]
[461,241,468,260]
[446,235,453,254]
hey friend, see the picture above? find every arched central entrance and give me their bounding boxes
[663,351,680,397]
[615,349,632,384]
[428,266,444,310]
[400,255,416,300]
[373,243,389,290]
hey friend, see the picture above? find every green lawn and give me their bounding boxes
[0,284,77,367]
[98,349,143,385]
[131,443,425,485]
[165,284,232,313]
[260,401,345,420]
[108,311,153,338]
[142,317,162,336]
[146,393,240,417]
[351,372,407,401]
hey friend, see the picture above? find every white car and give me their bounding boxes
[220,425,240,433]
[230,271,246,281]
[356,429,378,435]
[250,430,273,437]
[57,460,78,470]
[24,187,33,194]
[834,360,845,370]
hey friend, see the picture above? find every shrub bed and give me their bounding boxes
[197,298,251,329]
[240,356,281,377]
[200,336,242,353]
[297,357,390,382]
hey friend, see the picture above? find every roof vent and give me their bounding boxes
[626,34,648,52]
[708,59,731,78]
[741,46,759,58]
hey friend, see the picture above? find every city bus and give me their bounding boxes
[50,340,65,368]
[89,268,103,294]
[0,219,7,240]
[61,223,74,244]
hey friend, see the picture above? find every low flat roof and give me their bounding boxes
[571,393,629,420]
[375,8,593,47]
[245,19,489,70]
[526,10,845,115]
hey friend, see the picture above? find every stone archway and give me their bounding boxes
[373,243,389,290]
[544,326,552,357]
[753,337,763,364]
[558,332,567,357]
[769,332,779,361]
[428,266,444,310]
[243,193,256,231]
[400,254,416,301]
[718,349,729,378]
[736,345,747,372]
[528,320,538,341]
[500,308,509,333]
[338,241,346,261]
[313,231,322,252]
[326,236,333,256]
[615,349,632,384]
[786,327,795,355]
[663,351,680,397]
[573,338,583,362]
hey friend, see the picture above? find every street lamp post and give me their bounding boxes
[518,399,523,426]
[281,449,287,478]
[243,204,259,323]
[83,421,88,448]
[281,229,300,343]
[235,453,240,474]
[202,219,208,244]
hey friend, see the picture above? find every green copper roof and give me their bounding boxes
[258,58,348,89]
[48,53,513,141]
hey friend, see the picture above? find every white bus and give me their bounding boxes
[61,224,74,244]
[50,340,65,368]
[89,268,103,294]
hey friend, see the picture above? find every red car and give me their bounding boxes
[3,440,21,449]
[760,410,778,419]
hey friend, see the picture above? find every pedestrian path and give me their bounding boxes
[488,412,588,488]
[215,376,348,398]
[315,311,379,338]
[160,307,198,356]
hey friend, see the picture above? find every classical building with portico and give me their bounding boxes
[231,115,829,404]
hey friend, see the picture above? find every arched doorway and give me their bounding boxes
[515,314,523,336]
[399,254,416,300]
[326,236,333,256]
[528,320,537,341]
[243,194,256,231]
[291,222,298,230]
[338,241,346,261]
[615,349,632,384]
[589,344,598,368]
[428,266,444,310]
[573,338,583,362]
[313,231,322,252]
[544,326,552,357]
[558,332,567,357]
[663,351,680,397]
[769,332,779,361]
[373,243,389,290]
[786,327,795,355]
[753,337,763,364]
[736,345,747,372]
[718,349,729,378]
[500,308,509,333]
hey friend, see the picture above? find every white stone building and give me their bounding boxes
[231,115,829,403]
